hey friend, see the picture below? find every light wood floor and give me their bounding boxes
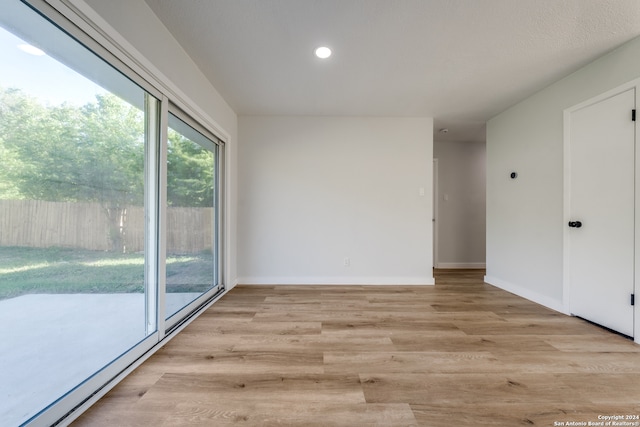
[73,270,640,426]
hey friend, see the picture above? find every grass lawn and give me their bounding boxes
[0,246,214,300]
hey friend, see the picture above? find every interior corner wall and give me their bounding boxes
[433,140,486,268]
[237,116,433,285]
[81,0,239,288]
[486,35,640,312]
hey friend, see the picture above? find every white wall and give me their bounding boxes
[433,140,486,268]
[81,0,239,287]
[238,116,433,285]
[487,35,640,312]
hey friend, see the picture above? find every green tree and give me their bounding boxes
[0,88,145,251]
[77,94,145,251]
[0,87,215,250]
[167,129,214,208]
[0,87,55,200]
[0,88,144,205]
[0,87,26,200]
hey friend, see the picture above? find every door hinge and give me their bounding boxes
[632,294,635,306]
[633,109,636,121]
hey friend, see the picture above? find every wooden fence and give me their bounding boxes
[0,200,213,254]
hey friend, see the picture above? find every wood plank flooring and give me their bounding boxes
[73,270,640,426]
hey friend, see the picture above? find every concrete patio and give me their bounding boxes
[0,292,199,427]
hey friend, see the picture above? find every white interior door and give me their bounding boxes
[569,88,635,337]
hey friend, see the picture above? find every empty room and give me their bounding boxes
[2,0,640,426]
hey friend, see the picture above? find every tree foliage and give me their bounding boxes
[0,86,214,208]
[0,87,144,205]
[0,86,215,252]
[167,129,214,208]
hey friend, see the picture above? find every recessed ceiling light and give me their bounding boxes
[314,46,332,59]
[18,44,45,56]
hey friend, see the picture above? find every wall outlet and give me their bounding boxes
[343,257,350,267]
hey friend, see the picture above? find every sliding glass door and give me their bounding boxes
[0,2,160,424]
[165,112,223,328]
[0,1,224,425]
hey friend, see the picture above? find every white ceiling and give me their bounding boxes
[143,0,640,143]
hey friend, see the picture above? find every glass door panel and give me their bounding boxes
[165,113,220,322]
[0,2,158,425]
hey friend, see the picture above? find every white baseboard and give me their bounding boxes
[231,277,239,289]
[484,275,568,315]
[236,276,435,286]
[436,262,486,269]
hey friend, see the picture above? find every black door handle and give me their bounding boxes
[568,221,582,228]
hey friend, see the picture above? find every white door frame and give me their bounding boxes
[433,158,439,269]
[563,78,640,344]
